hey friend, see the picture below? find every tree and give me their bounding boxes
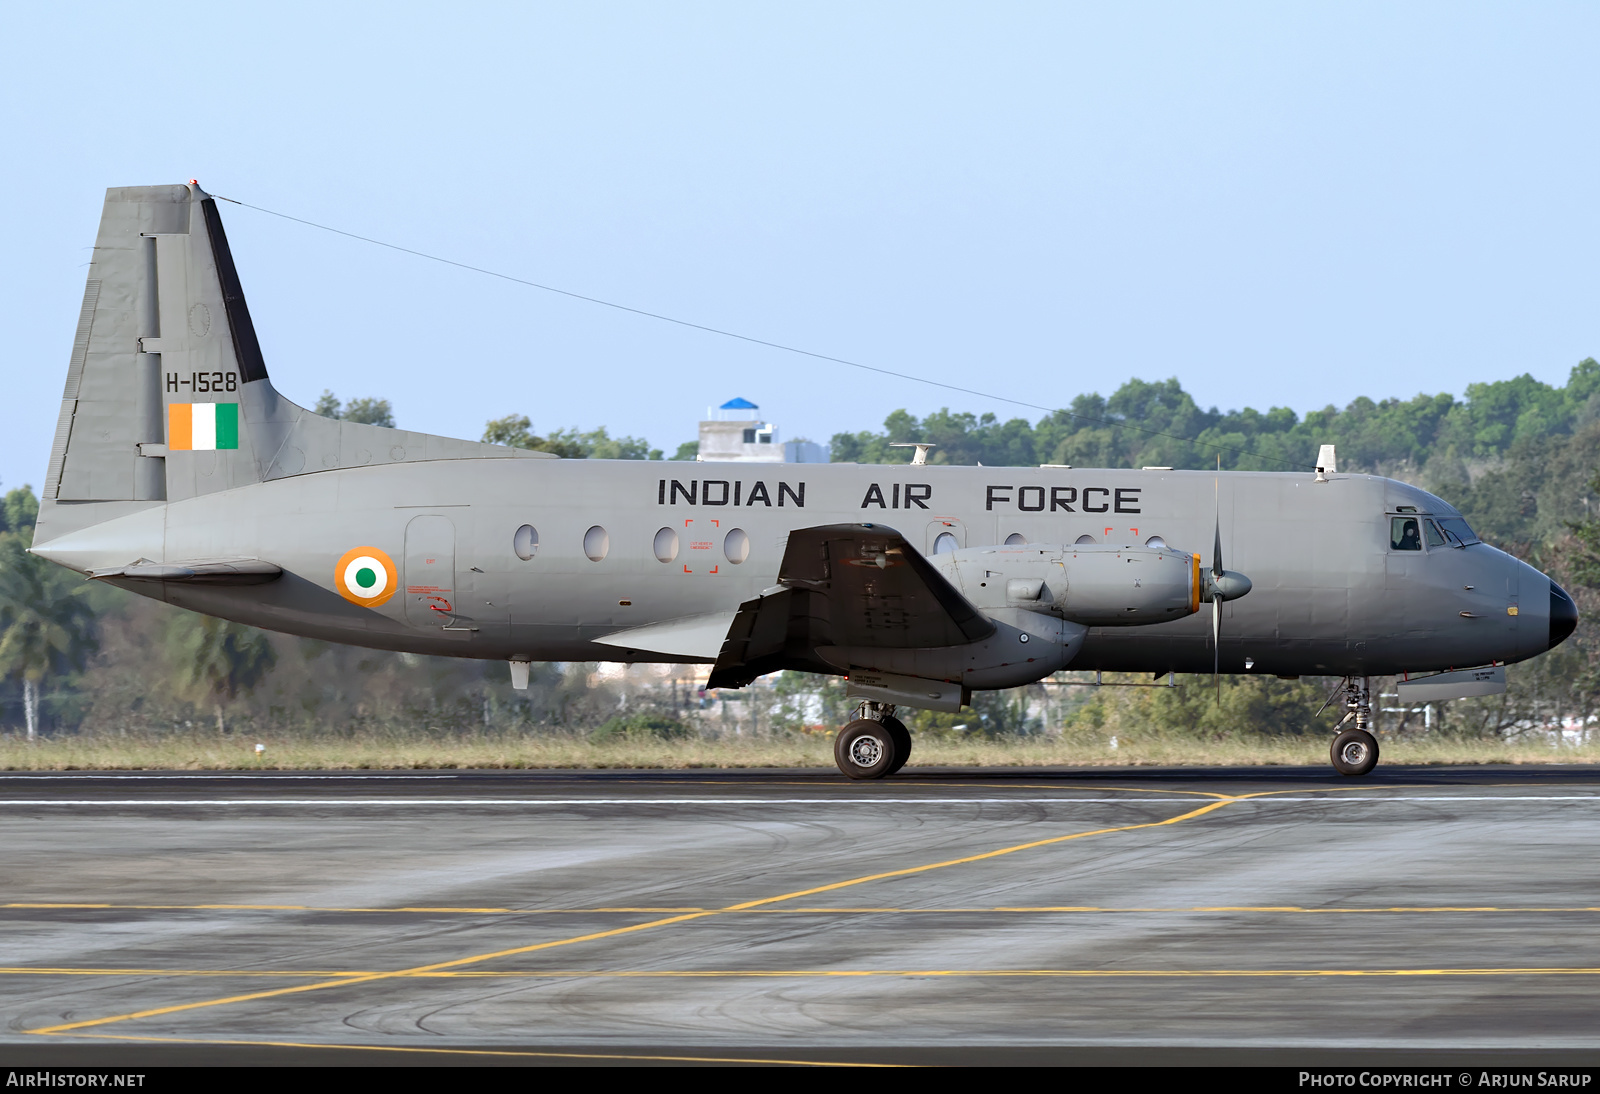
[482,415,661,460]
[170,614,277,735]
[0,533,97,740]
[1,486,39,534]
[314,391,397,427]
[342,397,395,427]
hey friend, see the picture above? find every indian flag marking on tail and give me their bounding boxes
[167,403,239,451]
[335,546,398,607]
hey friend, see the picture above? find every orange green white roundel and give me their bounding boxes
[335,546,398,606]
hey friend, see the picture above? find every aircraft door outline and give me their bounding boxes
[404,514,467,629]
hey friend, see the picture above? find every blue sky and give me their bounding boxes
[4,2,1598,488]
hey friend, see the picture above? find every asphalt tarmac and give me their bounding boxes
[3,764,1600,1067]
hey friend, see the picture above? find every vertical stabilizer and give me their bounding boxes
[44,182,277,507]
[37,182,550,551]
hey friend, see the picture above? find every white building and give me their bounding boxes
[697,397,828,464]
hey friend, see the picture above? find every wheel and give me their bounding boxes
[834,719,899,780]
[882,716,912,775]
[1330,728,1379,777]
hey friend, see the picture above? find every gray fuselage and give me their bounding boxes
[53,455,1554,681]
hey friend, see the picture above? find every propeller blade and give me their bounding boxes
[1212,593,1221,703]
[1212,468,1224,578]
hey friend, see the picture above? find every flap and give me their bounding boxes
[594,611,739,661]
[778,523,993,648]
[707,523,993,689]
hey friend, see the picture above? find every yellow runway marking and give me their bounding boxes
[26,795,1236,1035]
[1,967,366,978]
[3,903,706,914]
[44,1032,899,1066]
[409,966,1600,979]
[15,966,1600,982]
[12,901,1600,916]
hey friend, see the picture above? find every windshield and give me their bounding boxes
[1435,516,1481,547]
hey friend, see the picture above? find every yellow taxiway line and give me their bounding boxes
[9,901,1600,916]
[12,965,1600,981]
[39,1032,900,1066]
[25,795,1236,1035]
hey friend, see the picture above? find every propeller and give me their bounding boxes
[1204,461,1253,701]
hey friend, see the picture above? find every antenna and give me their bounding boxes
[888,443,936,466]
[1315,444,1336,483]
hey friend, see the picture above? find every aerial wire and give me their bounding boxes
[214,194,1303,469]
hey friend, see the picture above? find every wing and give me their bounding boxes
[708,523,993,688]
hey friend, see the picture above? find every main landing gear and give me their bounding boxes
[1329,675,1379,777]
[834,701,912,780]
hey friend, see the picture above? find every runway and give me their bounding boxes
[4,764,1600,1067]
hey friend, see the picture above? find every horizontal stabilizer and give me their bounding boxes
[88,559,282,586]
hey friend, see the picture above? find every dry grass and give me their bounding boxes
[0,732,1596,771]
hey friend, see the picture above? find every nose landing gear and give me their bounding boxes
[1329,676,1379,776]
[834,701,912,780]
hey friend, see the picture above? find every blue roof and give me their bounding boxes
[720,397,759,409]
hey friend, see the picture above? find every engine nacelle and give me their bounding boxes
[931,543,1201,627]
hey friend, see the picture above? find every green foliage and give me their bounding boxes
[672,441,700,461]
[1565,473,1600,589]
[832,359,1600,476]
[590,711,694,742]
[168,613,277,730]
[1059,674,1332,744]
[0,531,98,685]
[483,414,662,460]
[2,487,39,535]
[342,397,396,427]
[314,391,396,428]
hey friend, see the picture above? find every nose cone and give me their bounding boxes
[1549,581,1578,650]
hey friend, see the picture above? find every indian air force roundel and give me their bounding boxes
[335,546,398,606]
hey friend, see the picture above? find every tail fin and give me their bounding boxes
[40,183,544,537]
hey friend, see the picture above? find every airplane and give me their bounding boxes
[29,183,1579,780]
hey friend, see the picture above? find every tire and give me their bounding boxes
[882,716,912,775]
[1330,728,1379,777]
[834,719,898,780]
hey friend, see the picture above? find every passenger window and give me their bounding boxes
[653,527,678,563]
[1423,519,1446,549]
[513,524,538,561]
[1004,533,1026,546]
[933,532,958,554]
[1390,517,1422,551]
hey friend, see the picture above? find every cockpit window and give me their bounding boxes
[1391,517,1422,551]
[1436,516,1480,546]
[1423,519,1446,548]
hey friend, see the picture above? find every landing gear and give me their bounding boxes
[833,702,911,780]
[882,716,911,776]
[1329,676,1379,776]
[1331,728,1379,776]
